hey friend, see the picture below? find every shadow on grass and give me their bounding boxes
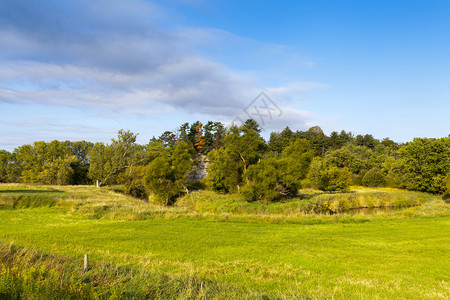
[0,189,62,194]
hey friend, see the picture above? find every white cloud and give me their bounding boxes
[266,81,329,100]
[0,0,326,149]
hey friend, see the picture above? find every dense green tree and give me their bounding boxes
[242,139,314,203]
[382,156,407,188]
[145,142,195,204]
[110,130,140,170]
[329,130,353,150]
[305,126,329,156]
[88,130,139,186]
[212,122,226,150]
[268,126,294,153]
[395,138,450,193]
[156,131,177,148]
[317,166,352,192]
[293,127,331,156]
[38,155,79,185]
[172,142,196,188]
[0,150,10,182]
[307,156,352,192]
[324,144,369,174]
[119,165,149,199]
[187,121,201,146]
[362,167,386,187]
[178,122,190,144]
[281,139,315,187]
[355,134,379,149]
[69,141,94,164]
[243,119,262,133]
[202,121,225,153]
[14,144,41,183]
[380,138,400,153]
[116,142,162,198]
[368,144,391,168]
[62,140,92,184]
[306,157,325,188]
[0,150,20,183]
[145,156,176,204]
[445,173,450,192]
[205,148,241,193]
[145,141,168,162]
[226,124,266,174]
[12,140,89,185]
[15,141,72,184]
[203,121,215,153]
[205,123,266,192]
[70,159,90,185]
[87,142,109,185]
[242,158,294,203]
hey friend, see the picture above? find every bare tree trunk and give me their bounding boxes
[182,184,189,195]
[239,153,249,184]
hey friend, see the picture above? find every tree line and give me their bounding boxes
[1,119,449,204]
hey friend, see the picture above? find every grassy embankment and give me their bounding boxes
[0,183,449,299]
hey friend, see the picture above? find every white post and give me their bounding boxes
[84,254,89,272]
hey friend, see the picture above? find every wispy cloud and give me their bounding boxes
[0,0,325,150]
[267,82,329,99]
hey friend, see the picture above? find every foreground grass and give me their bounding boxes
[0,184,449,298]
[0,242,240,299]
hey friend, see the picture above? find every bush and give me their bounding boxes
[242,158,298,203]
[125,183,147,199]
[187,180,206,191]
[362,168,386,187]
[317,166,351,192]
[145,143,195,205]
[394,138,450,194]
[240,184,260,202]
[442,191,450,203]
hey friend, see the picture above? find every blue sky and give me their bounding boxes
[1,0,449,150]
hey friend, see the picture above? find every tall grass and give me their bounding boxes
[0,186,68,210]
[0,195,62,210]
[0,242,249,299]
[0,184,443,223]
[0,184,192,221]
[177,187,438,216]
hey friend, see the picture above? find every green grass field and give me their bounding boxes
[0,184,449,299]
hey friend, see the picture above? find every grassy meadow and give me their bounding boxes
[0,183,449,299]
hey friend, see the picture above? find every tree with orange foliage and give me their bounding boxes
[194,122,205,152]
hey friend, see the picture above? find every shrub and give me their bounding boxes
[145,143,195,205]
[125,183,147,199]
[122,166,148,199]
[443,191,450,203]
[242,158,299,203]
[317,166,351,192]
[362,168,386,187]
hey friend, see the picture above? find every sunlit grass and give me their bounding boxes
[177,186,440,216]
[0,184,449,299]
